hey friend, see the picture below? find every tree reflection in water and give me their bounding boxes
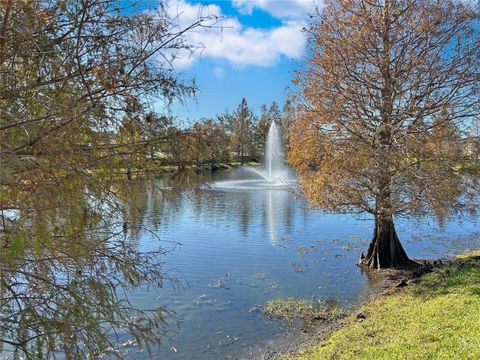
[0,179,178,358]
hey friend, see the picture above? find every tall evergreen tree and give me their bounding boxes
[253,104,270,157]
[229,98,254,164]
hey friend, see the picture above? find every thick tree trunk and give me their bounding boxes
[360,217,413,269]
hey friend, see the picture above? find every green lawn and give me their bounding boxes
[294,251,480,360]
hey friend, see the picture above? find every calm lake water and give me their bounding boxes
[122,167,479,359]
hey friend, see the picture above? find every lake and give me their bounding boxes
[122,167,480,359]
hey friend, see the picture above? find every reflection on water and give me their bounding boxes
[2,166,477,359]
[0,177,171,359]
[123,168,480,360]
[263,190,294,246]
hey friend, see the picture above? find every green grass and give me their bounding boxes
[294,251,480,360]
[456,160,480,174]
[158,165,178,172]
[260,297,343,327]
[226,161,260,167]
[157,161,261,172]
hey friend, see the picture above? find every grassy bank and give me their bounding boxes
[110,161,261,179]
[294,251,480,360]
[157,161,260,173]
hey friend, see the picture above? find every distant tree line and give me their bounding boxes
[113,98,296,177]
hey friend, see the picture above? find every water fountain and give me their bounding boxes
[265,120,283,182]
[209,121,296,190]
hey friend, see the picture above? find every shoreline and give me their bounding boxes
[252,252,479,360]
[252,265,416,360]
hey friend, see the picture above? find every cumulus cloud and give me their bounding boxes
[164,0,307,69]
[232,0,315,19]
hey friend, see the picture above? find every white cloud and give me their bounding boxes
[213,66,225,78]
[232,0,315,19]
[164,0,307,69]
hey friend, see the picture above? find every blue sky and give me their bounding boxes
[144,0,479,123]
[157,0,316,122]
[175,48,302,121]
